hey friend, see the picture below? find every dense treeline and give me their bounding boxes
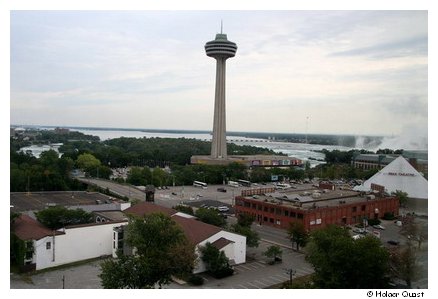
[58,137,280,168]
[11,129,405,192]
[10,150,86,192]
[320,148,404,164]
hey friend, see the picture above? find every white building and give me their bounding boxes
[12,202,246,274]
[354,156,428,214]
[11,214,127,271]
[121,202,246,273]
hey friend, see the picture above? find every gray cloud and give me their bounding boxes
[329,36,428,59]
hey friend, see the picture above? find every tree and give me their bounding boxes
[287,222,309,251]
[236,213,256,227]
[230,224,260,248]
[195,208,226,227]
[200,242,234,278]
[263,245,283,264]
[305,225,390,288]
[99,213,196,289]
[393,190,409,208]
[127,167,146,186]
[389,242,419,288]
[35,206,93,230]
[401,219,428,249]
[76,153,101,175]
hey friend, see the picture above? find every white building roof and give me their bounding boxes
[354,156,428,199]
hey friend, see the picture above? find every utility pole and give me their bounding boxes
[285,267,296,287]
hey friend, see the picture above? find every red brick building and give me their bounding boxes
[235,187,399,231]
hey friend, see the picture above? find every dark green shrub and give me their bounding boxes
[367,218,381,226]
[211,267,234,279]
[383,212,396,220]
[188,274,204,285]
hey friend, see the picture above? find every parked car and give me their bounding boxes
[217,206,230,212]
[217,188,227,192]
[387,240,400,246]
[353,227,368,234]
[373,224,385,230]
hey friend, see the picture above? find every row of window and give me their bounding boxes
[240,200,304,219]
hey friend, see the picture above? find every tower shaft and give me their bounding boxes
[211,58,227,159]
[205,32,237,160]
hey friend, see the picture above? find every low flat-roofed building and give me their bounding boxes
[10,191,130,214]
[352,154,397,170]
[235,187,399,231]
[191,154,303,167]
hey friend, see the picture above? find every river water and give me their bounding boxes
[72,128,353,167]
[17,127,359,166]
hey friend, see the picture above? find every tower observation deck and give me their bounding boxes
[205,33,237,159]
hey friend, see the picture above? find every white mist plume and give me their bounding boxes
[355,124,428,151]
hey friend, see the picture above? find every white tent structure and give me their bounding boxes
[354,156,428,199]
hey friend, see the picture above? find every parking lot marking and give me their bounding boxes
[247,263,260,270]
[254,261,267,268]
[268,276,285,283]
[236,264,253,271]
[253,280,269,287]
[246,282,261,289]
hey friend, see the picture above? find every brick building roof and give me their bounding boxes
[123,202,222,245]
[11,214,63,241]
[211,237,234,250]
[172,215,222,245]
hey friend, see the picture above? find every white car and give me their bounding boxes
[373,224,385,230]
[217,206,229,212]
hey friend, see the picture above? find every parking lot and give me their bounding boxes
[163,239,313,289]
[10,239,312,289]
[153,183,276,209]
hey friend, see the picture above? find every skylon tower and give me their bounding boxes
[205,30,237,159]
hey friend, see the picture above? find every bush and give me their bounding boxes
[367,218,381,226]
[188,274,204,286]
[211,267,234,279]
[383,212,396,220]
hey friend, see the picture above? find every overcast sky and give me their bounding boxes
[10,10,428,137]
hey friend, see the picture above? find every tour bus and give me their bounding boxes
[237,179,251,187]
[228,181,239,188]
[276,183,291,190]
[193,181,208,189]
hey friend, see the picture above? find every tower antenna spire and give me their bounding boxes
[221,20,223,34]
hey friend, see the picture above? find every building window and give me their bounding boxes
[352,207,357,212]
[252,203,257,209]
[46,242,51,250]
[297,213,303,219]
[270,207,274,213]
[284,210,289,217]
[257,205,262,211]
[290,211,296,218]
[263,216,268,222]
[264,206,268,212]
[276,219,281,225]
[269,218,274,223]
[361,205,366,211]
[276,208,282,215]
